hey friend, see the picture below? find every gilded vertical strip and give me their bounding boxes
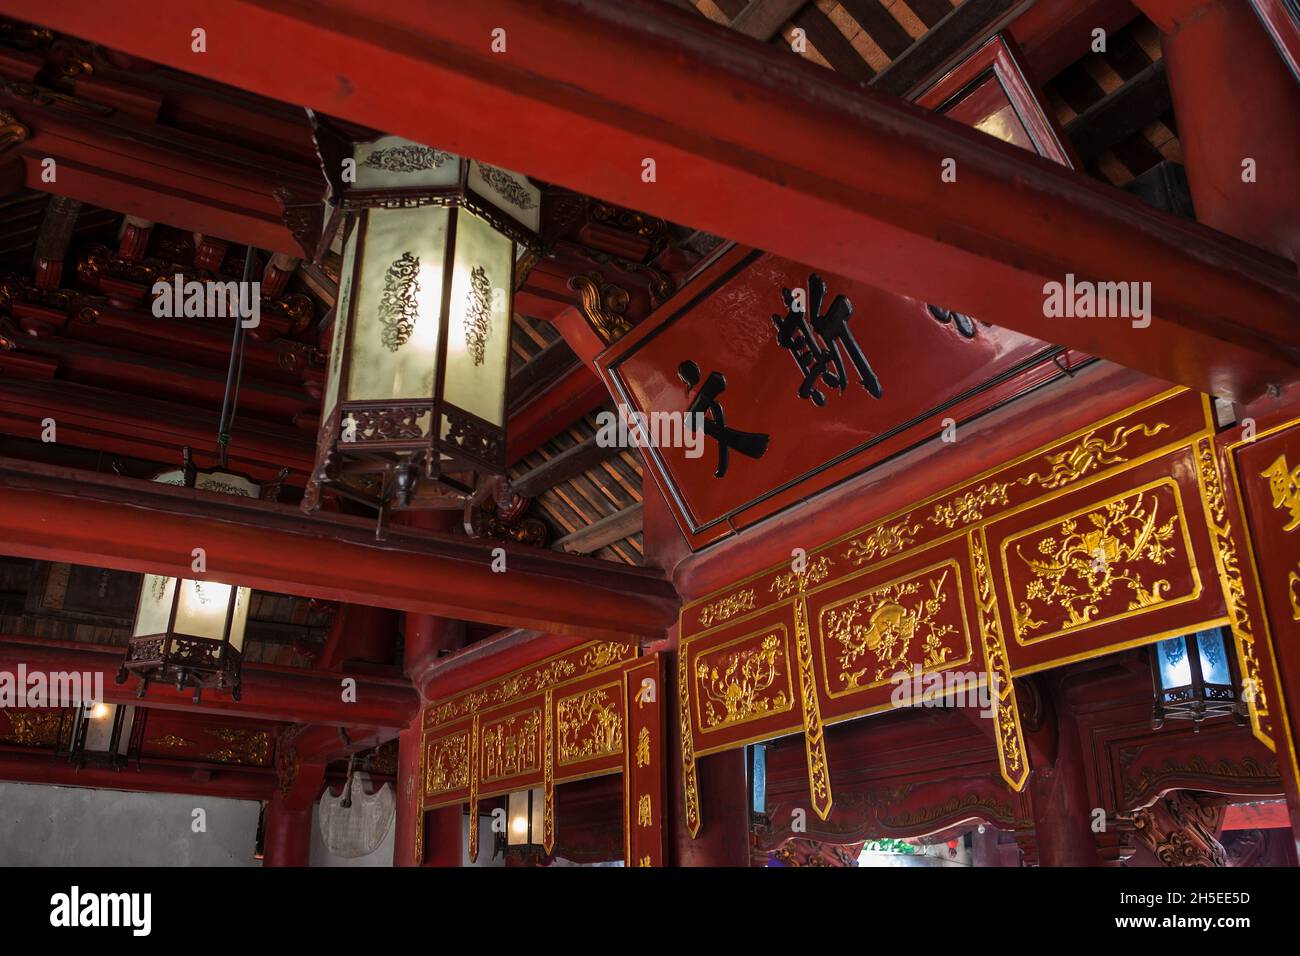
[793,595,833,819]
[969,529,1030,791]
[467,713,480,864]
[1197,436,1275,751]
[414,718,426,865]
[543,687,555,853]
[678,644,701,838]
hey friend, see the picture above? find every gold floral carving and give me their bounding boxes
[146,734,193,749]
[426,641,632,727]
[678,650,701,838]
[929,483,1011,529]
[819,565,964,691]
[771,555,834,598]
[842,518,921,567]
[426,731,470,796]
[1008,484,1188,643]
[1260,454,1300,531]
[1197,438,1271,744]
[556,684,623,765]
[0,711,62,746]
[695,629,791,730]
[203,728,272,766]
[699,588,757,628]
[1017,422,1169,490]
[970,532,1028,791]
[480,710,540,782]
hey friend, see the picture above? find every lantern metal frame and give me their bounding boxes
[1149,626,1245,729]
[303,121,542,517]
[57,702,144,771]
[117,452,261,703]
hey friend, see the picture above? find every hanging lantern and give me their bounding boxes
[57,701,142,770]
[1150,627,1245,729]
[506,787,544,849]
[303,130,541,516]
[118,458,259,702]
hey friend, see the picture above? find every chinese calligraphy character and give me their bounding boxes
[1262,454,1300,532]
[636,726,651,768]
[679,360,770,478]
[637,794,653,827]
[772,273,881,405]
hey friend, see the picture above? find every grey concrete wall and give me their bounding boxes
[0,781,261,866]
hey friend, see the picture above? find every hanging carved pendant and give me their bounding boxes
[465,265,492,365]
[379,252,420,352]
[362,144,453,172]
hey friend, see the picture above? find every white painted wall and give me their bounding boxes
[0,781,261,866]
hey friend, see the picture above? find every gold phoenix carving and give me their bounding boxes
[694,628,792,730]
[819,565,964,692]
[1017,422,1169,490]
[1009,484,1188,642]
[556,684,623,765]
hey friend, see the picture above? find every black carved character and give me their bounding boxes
[772,273,882,405]
[926,304,977,339]
[678,360,770,479]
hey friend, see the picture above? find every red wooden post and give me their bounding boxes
[262,794,313,867]
[1137,0,1300,264]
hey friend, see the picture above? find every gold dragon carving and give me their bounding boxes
[1017,422,1170,490]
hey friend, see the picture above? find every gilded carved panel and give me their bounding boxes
[425,730,471,797]
[1001,478,1201,645]
[816,559,972,697]
[480,708,541,783]
[692,623,795,733]
[556,682,624,766]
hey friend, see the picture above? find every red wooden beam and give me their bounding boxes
[0,637,417,728]
[0,749,274,800]
[8,0,1300,400]
[0,457,677,640]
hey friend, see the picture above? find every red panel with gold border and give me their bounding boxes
[1218,416,1300,833]
[984,444,1228,675]
[553,668,627,785]
[675,388,1262,836]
